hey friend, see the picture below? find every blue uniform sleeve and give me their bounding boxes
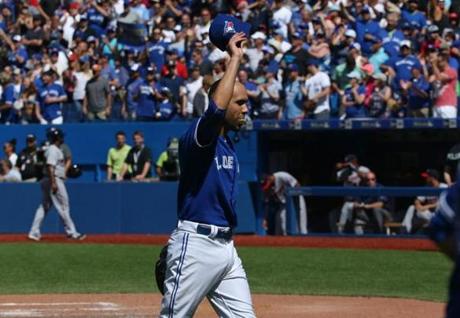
[3,86,14,105]
[57,84,66,98]
[428,186,457,244]
[194,98,226,148]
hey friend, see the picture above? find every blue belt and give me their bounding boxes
[196,224,233,240]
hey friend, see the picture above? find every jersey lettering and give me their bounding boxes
[215,155,234,170]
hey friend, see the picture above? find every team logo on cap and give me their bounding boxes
[224,20,236,35]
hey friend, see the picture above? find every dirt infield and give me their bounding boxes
[0,234,437,251]
[0,293,443,317]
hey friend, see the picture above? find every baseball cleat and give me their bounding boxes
[72,234,86,241]
[27,234,41,242]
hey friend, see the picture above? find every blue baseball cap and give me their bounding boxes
[306,58,320,67]
[209,14,251,51]
[288,64,299,72]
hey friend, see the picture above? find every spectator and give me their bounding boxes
[156,137,180,181]
[3,139,17,167]
[83,64,111,121]
[401,65,431,118]
[402,169,448,234]
[431,53,458,118]
[19,97,41,124]
[70,57,93,122]
[118,131,152,181]
[37,70,67,124]
[283,64,303,120]
[259,66,282,119]
[190,48,213,77]
[106,131,131,181]
[262,171,307,235]
[368,73,391,118]
[281,31,308,76]
[155,87,176,121]
[341,71,367,119]
[185,66,203,119]
[16,134,40,182]
[303,59,331,119]
[246,31,266,72]
[135,66,161,121]
[0,159,21,182]
[160,60,186,117]
[193,74,213,117]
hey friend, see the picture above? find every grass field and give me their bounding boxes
[0,243,452,302]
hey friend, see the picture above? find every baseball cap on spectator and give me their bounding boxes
[449,12,459,20]
[69,2,79,10]
[12,35,21,42]
[50,48,59,56]
[26,134,36,142]
[291,31,302,39]
[165,48,178,55]
[12,68,21,75]
[350,42,361,51]
[87,36,97,43]
[147,66,155,73]
[80,13,88,20]
[251,31,267,41]
[288,64,299,72]
[209,14,251,51]
[400,40,411,48]
[421,169,440,180]
[345,29,357,38]
[311,16,321,24]
[361,6,371,14]
[427,24,440,34]
[402,22,412,30]
[347,71,362,80]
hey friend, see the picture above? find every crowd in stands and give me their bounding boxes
[0,0,458,124]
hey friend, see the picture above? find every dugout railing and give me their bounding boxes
[284,186,446,236]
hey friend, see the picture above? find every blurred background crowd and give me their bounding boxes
[0,0,459,124]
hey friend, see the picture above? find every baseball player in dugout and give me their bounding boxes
[27,128,86,242]
[156,15,256,318]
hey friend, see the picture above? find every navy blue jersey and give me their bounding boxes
[429,183,459,253]
[429,182,460,318]
[177,99,239,227]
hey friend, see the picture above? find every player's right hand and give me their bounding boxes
[228,32,247,60]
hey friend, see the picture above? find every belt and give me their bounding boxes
[196,224,233,240]
[178,220,233,241]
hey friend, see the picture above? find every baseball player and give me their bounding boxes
[428,182,460,318]
[157,28,255,317]
[262,171,307,235]
[28,128,85,241]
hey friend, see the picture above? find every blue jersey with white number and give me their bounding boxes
[177,99,239,227]
[39,82,65,121]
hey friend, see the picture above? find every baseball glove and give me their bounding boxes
[155,245,168,295]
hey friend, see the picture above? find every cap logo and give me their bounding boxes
[223,20,236,35]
